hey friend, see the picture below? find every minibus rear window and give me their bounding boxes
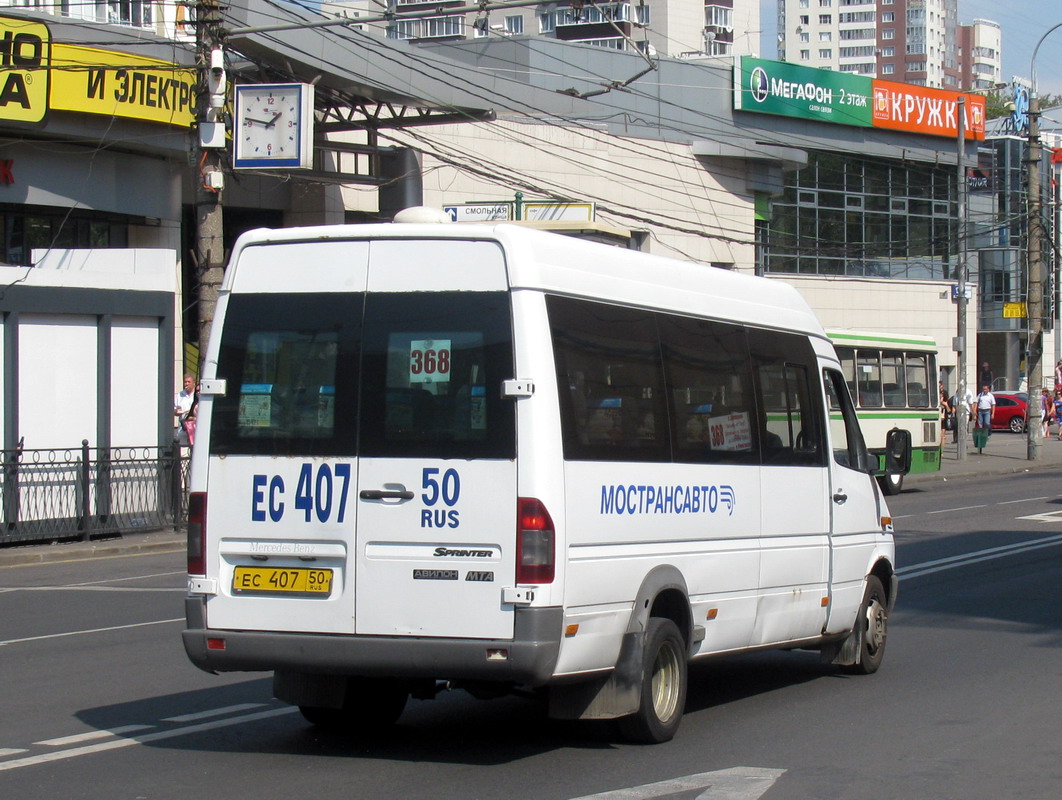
[359,292,515,459]
[210,293,361,456]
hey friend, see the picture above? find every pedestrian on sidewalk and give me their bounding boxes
[1054,391,1062,440]
[976,384,996,431]
[940,381,954,435]
[1041,387,1053,438]
[979,362,994,391]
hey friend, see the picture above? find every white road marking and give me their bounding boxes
[0,586,182,593]
[1015,509,1062,523]
[898,533,1062,579]
[0,707,297,773]
[68,571,186,586]
[37,725,155,746]
[925,504,986,515]
[0,617,183,647]
[892,496,1054,520]
[568,767,786,800]
[161,704,266,723]
[0,749,27,757]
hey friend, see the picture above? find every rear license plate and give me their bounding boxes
[232,566,333,597]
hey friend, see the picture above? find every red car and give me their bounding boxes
[990,391,1029,433]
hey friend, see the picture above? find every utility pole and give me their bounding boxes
[956,96,968,460]
[1025,22,1062,460]
[194,0,227,363]
[1027,90,1043,460]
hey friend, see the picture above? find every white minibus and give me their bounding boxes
[183,217,897,743]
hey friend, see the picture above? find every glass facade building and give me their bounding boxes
[764,152,958,280]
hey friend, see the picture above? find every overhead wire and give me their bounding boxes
[184,2,1046,261]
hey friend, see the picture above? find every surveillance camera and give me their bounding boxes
[209,48,224,78]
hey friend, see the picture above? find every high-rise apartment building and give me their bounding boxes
[324,0,759,59]
[776,0,998,90]
[958,18,1002,90]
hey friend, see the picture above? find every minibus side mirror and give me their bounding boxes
[883,427,912,476]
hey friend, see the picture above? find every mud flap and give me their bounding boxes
[547,630,644,720]
[820,631,860,667]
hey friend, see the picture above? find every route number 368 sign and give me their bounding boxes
[409,339,452,384]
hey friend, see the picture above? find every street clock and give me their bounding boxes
[233,83,315,170]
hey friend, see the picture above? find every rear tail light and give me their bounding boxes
[187,492,206,576]
[516,497,555,584]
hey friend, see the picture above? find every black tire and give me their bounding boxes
[299,678,408,733]
[617,618,688,744]
[879,471,904,496]
[1009,415,1024,434]
[842,575,888,675]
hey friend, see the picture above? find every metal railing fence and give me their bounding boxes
[0,442,189,547]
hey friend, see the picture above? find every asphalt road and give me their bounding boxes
[0,471,1060,799]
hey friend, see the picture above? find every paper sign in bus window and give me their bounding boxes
[708,412,753,451]
[239,384,273,428]
[409,339,452,384]
[318,385,335,428]
[470,385,487,430]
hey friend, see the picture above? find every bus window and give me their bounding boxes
[659,315,757,464]
[881,350,906,408]
[856,349,882,407]
[838,346,856,399]
[906,354,931,408]
[548,296,668,462]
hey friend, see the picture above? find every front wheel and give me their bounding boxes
[1009,415,1025,434]
[617,617,688,744]
[878,471,904,496]
[842,575,889,675]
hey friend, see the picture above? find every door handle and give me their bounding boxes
[359,489,414,501]
[832,492,848,505]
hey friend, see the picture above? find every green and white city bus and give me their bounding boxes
[828,330,941,495]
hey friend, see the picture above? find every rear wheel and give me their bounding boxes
[617,618,687,744]
[842,575,888,675]
[299,678,408,733]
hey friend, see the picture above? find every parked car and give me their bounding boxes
[991,391,1029,433]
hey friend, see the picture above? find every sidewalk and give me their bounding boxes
[908,428,1062,485]
[0,528,186,568]
[2,433,1061,568]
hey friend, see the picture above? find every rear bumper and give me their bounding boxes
[182,596,563,687]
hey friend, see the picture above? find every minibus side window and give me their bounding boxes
[358,292,515,460]
[749,330,826,467]
[824,368,869,471]
[658,315,758,464]
[548,296,669,463]
[210,293,360,457]
[837,346,856,401]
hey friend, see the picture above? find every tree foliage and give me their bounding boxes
[983,89,1062,120]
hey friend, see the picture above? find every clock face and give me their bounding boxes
[233,83,313,169]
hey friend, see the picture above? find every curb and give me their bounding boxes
[0,532,185,568]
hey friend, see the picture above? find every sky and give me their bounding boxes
[759,0,1062,97]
